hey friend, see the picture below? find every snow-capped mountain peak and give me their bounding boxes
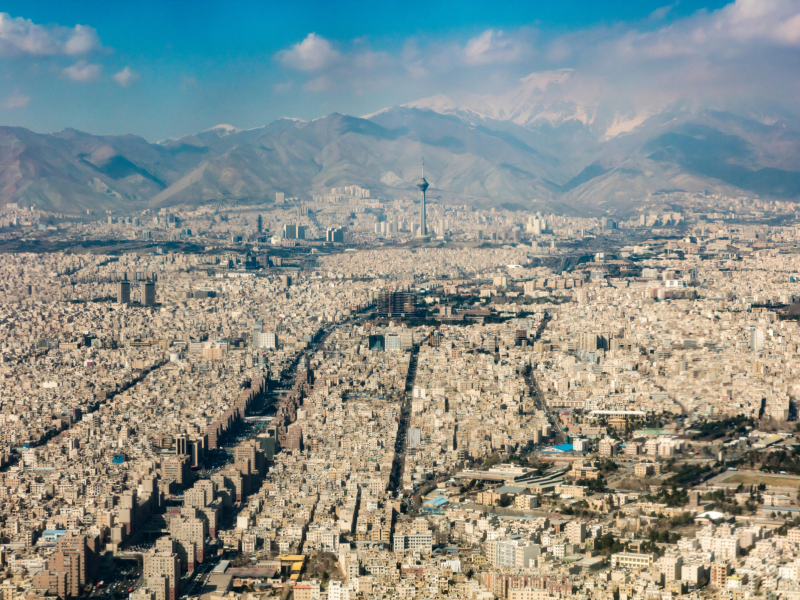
[206,124,241,136]
[399,69,601,129]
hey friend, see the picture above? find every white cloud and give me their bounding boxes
[517,0,800,115]
[273,81,293,93]
[113,66,140,87]
[0,12,100,56]
[277,33,340,71]
[4,91,29,108]
[63,60,101,82]
[268,1,800,116]
[303,75,334,93]
[464,29,526,65]
[648,3,677,21]
[64,24,101,55]
[615,0,800,60]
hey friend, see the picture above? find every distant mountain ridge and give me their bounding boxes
[2,71,800,215]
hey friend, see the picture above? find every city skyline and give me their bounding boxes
[5,2,800,600]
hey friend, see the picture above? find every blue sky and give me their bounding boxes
[1,0,797,140]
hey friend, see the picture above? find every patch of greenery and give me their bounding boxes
[691,416,753,440]
[665,464,714,486]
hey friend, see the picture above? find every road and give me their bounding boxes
[523,312,564,446]
[524,361,564,446]
[387,340,421,494]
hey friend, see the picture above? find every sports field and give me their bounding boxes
[725,473,800,488]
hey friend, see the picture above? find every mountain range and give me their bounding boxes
[3,69,800,215]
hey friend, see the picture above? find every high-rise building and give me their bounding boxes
[376,289,418,318]
[56,533,97,586]
[385,334,402,351]
[326,227,345,243]
[283,223,297,239]
[32,570,69,599]
[161,455,191,487]
[169,516,207,570]
[750,328,765,352]
[256,214,262,234]
[368,335,385,352]
[141,281,156,306]
[253,332,277,349]
[235,439,265,475]
[117,281,131,304]
[662,556,683,582]
[143,552,180,600]
[46,551,81,598]
[566,521,586,545]
[407,427,421,448]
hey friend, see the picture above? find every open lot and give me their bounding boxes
[708,470,800,489]
[726,473,800,488]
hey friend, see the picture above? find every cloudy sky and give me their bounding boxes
[1,0,798,140]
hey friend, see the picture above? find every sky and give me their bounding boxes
[1,0,799,141]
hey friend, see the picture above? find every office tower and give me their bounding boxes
[283,223,297,239]
[256,214,262,233]
[297,224,306,239]
[276,192,285,204]
[416,161,429,238]
[142,281,156,306]
[117,281,131,304]
[142,229,152,241]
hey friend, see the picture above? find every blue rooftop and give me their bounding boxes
[424,496,449,507]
